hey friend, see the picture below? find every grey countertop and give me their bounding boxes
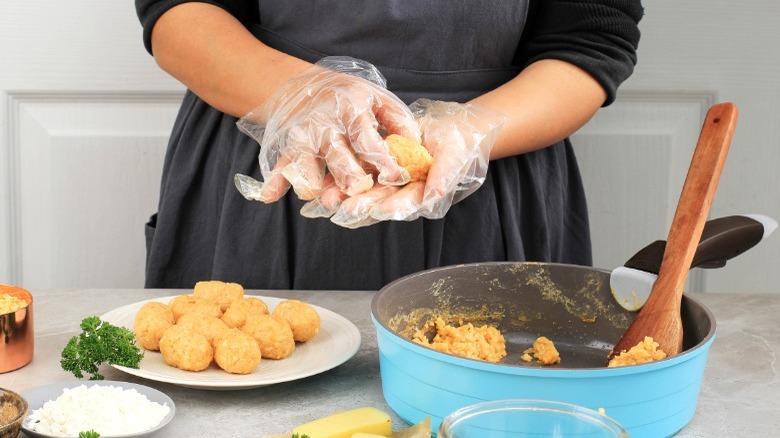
[2,288,779,437]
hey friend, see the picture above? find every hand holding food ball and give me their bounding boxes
[235,56,420,202]
[307,99,506,227]
[405,98,506,219]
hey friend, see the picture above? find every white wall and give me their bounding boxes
[575,1,780,293]
[2,1,778,293]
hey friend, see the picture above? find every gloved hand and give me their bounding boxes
[234,56,420,203]
[302,98,507,228]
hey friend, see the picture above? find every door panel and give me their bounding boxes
[574,93,714,292]
[11,93,180,288]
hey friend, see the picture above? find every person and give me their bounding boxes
[134,0,644,290]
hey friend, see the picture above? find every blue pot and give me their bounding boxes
[371,262,715,438]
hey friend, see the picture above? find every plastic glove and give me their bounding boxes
[315,98,506,228]
[234,56,421,203]
[408,98,506,218]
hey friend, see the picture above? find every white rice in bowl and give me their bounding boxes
[25,384,171,437]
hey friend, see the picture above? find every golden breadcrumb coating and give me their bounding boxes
[272,299,321,342]
[213,328,262,374]
[241,314,296,359]
[193,280,244,312]
[176,313,230,345]
[167,295,222,322]
[385,134,433,181]
[221,297,270,328]
[134,302,175,351]
[159,325,213,372]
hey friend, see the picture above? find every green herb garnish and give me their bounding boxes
[79,430,100,438]
[61,316,143,380]
[292,434,310,438]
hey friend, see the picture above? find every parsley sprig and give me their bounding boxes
[61,316,143,380]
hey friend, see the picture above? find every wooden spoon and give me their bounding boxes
[607,102,738,363]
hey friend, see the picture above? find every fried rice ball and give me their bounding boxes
[193,280,244,312]
[167,294,222,322]
[213,328,262,374]
[271,299,321,342]
[133,302,175,351]
[159,325,213,372]
[385,134,433,181]
[176,313,230,345]
[221,297,270,328]
[241,314,295,359]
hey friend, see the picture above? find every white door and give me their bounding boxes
[2,1,778,294]
[0,1,184,289]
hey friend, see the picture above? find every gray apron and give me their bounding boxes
[144,0,592,290]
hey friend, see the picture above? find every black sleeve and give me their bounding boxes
[517,0,644,106]
[135,0,256,55]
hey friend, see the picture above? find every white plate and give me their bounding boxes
[100,295,362,390]
[21,380,175,438]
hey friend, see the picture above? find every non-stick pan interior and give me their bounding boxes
[372,262,714,369]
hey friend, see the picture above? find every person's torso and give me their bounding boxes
[253,1,529,103]
[257,0,528,72]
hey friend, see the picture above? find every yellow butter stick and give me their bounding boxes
[292,407,392,438]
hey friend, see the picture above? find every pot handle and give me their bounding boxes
[623,214,776,274]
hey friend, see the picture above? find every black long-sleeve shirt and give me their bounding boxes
[135,0,643,105]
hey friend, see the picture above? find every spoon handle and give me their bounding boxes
[609,102,738,360]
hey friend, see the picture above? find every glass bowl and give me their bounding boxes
[438,399,628,438]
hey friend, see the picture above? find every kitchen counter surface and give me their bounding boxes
[2,288,778,437]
